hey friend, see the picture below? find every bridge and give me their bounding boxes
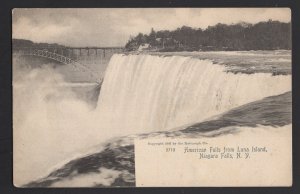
[13,46,124,83]
[16,49,78,65]
[13,46,124,59]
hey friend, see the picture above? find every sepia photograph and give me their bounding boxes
[12,8,292,187]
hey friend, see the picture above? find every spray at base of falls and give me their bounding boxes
[96,54,291,133]
[13,53,291,186]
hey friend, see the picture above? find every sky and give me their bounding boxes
[12,8,291,47]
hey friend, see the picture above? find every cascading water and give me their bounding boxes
[14,53,291,186]
[96,54,291,133]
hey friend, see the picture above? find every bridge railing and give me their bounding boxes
[21,49,74,65]
[15,49,103,84]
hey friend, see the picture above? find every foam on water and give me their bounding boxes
[14,53,291,186]
[96,54,291,133]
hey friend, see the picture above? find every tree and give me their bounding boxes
[125,21,291,51]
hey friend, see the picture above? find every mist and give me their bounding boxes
[13,53,291,186]
[13,59,113,186]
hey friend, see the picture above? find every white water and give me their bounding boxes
[96,54,291,132]
[41,124,293,187]
[14,53,291,186]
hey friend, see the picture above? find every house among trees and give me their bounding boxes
[125,20,291,52]
[138,43,150,51]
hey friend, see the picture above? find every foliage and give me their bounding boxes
[125,20,291,51]
[12,39,66,48]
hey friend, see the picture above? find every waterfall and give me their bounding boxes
[96,54,291,133]
[14,53,291,186]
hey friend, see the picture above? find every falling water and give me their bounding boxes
[14,53,291,186]
[96,54,291,133]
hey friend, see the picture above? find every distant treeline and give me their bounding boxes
[125,20,291,51]
[12,39,66,49]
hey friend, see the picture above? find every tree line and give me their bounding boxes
[125,20,291,51]
[12,39,66,49]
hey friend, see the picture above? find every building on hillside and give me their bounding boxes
[138,43,150,51]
